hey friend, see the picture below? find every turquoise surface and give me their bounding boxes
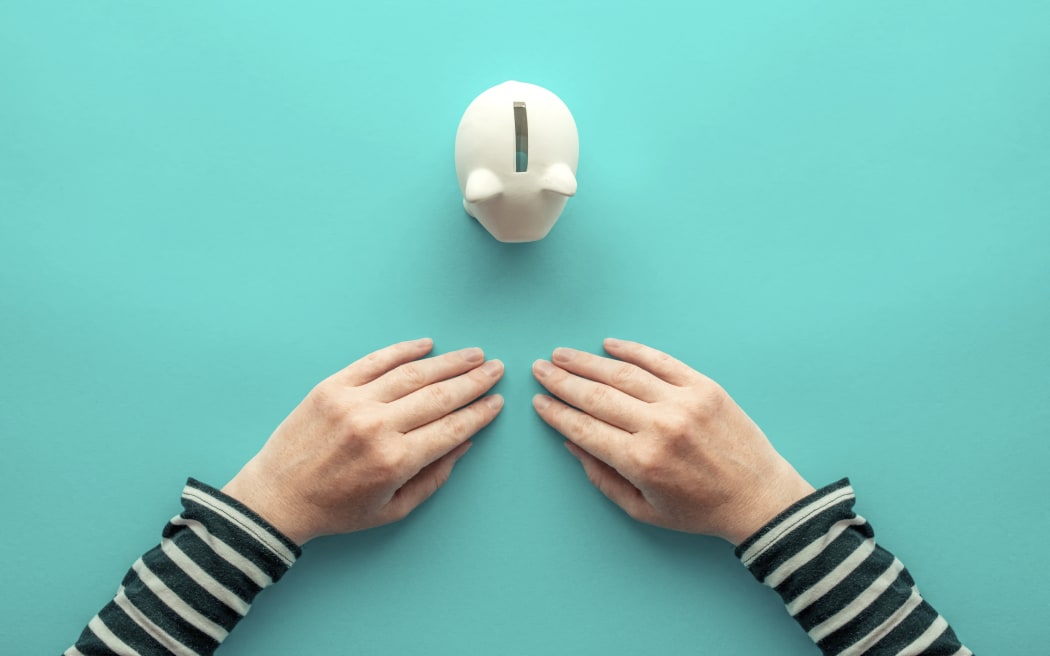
[2,2,1048,653]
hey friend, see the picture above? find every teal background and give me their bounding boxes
[2,1,1048,653]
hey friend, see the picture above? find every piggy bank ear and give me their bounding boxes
[541,162,577,197]
[464,168,504,203]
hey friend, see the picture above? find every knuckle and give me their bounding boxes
[630,443,666,477]
[426,383,453,410]
[432,469,452,492]
[310,382,346,419]
[568,410,591,438]
[362,350,388,374]
[585,384,610,408]
[440,410,468,438]
[346,410,385,439]
[375,444,407,476]
[652,411,689,440]
[399,362,427,387]
[612,363,636,386]
[387,500,412,522]
[691,383,727,421]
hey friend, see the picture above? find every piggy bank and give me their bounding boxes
[455,81,579,242]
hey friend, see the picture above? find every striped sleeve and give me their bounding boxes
[735,479,972,656]
[65,478,302,656]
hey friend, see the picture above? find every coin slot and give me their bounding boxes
[514,102,528,172]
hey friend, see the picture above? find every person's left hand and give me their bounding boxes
[222,338,504,545]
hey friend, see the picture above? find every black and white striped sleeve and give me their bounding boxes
[65,478,301,656]
[735,479,972,656]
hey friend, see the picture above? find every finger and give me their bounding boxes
[338,338,434,387]
[402,394,504,468]
[564,441,652,522]
[390,360,504,432]
[603,338,702,387]
[382,441,472,523]
[552,347,670,402]
[532,394,633,470]
[533,359,646,432]
[367,347,487,402]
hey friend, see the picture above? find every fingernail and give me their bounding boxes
[533,394,552,410]
[564,442,581,459]
[415,338,433,348]
[533,360,555,377]
[481,359,503,376]
[484,394,504,410]
[552,347,575,364]
[605,338,622,349]
[461,347,484,363]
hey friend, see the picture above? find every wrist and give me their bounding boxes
[725,470,815,546]
[222,465,314,546]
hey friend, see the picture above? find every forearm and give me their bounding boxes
[66,479,300,656]
[736,479,971,656]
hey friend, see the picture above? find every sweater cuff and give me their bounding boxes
[183,478,302,574]
[735,478,854,572]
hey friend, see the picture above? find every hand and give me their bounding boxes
[532,338,813,545]
[223,338,504,545]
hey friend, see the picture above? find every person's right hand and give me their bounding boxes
[532,338,814,545]
[222,338,504,545]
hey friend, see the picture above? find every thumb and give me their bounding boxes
[565,441,652,522]
[383,442,472,522]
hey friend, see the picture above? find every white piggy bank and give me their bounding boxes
[455,81,579,242]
